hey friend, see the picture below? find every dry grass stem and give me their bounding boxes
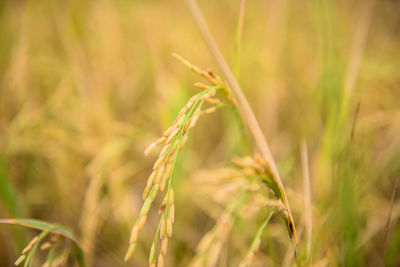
[184,0,298,243]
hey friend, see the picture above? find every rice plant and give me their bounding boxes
[0,0,399,266]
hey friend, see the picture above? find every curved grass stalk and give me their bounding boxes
[184,0,298,244]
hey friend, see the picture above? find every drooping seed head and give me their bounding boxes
[156,136,167,145]
[124,243,136,262]
[160,172,169,192]
[153,155,165,170]
[159,145,170,158]
[143,171,157,200]
[161,237,168,255]
[164,163,174,181]
[190,111,201,128]
[40,242,52,250]
[163,126,173,137]
[169,204,175,223]
[166,218,173,237]
[169,189,174,204]
[14,255,26,266]
[160,218,166,238]
[159,198,168,215]
[166,128,180,144]
[194,82,210,90]
[129,225,139,244]
[137,214,147,230]
[205,107,217,114]
[149,240,157,265]
[205,98,221,105]
[22,236,38,254]
[144,142,158,156]
[154,165,165,183]
[157,254,164,267]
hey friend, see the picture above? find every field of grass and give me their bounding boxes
[0,0,400,266]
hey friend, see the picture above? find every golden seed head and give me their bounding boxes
[253,153,266,167]
[154,165,165,183]
[165,149,176,164]
[138,214,147,230]
[160,173,169,192]
[243,167,256,177]
[205,107,217,114]
[194,82,209,90]
[173,114,185,127]
[159,198,167,215]
[14,255,26,266]
[129,225,139,244]
[169,204,175,223]
[144,142,157,156]
[166,218,173,237]
[205,98,221,105]
[185,97,196,110]
[40,242,52,250]
[160,218,166,238]
[22,236,38,254]
[161,237,168,255]
[50,235,60,242]
[164,163,174,180]
[149,183,160,201]
[143,171,157,199]
[181,121,190,135]
[156,136,167,145]
[163,126,173,137]
[159,145,169,158]
[153,154,165,170]
[124,243,136,262]
[150,240,157,264]
[166,128,180,144]
[169,188,174,203]
[201,93,211,101]
[157,254,164,267]
[190,112,200,128]
[207,69,217,79]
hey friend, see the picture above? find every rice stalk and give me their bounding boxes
[184,0,298,244]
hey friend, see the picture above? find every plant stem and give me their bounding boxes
[184,0,298,244]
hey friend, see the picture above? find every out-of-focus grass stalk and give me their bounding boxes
[184,0,298,245]
[383,176,400,261]
[234,0,246,79]
[301,141,312,265]
[238,211,274,267]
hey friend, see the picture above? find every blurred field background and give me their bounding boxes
[1,0,400,266]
